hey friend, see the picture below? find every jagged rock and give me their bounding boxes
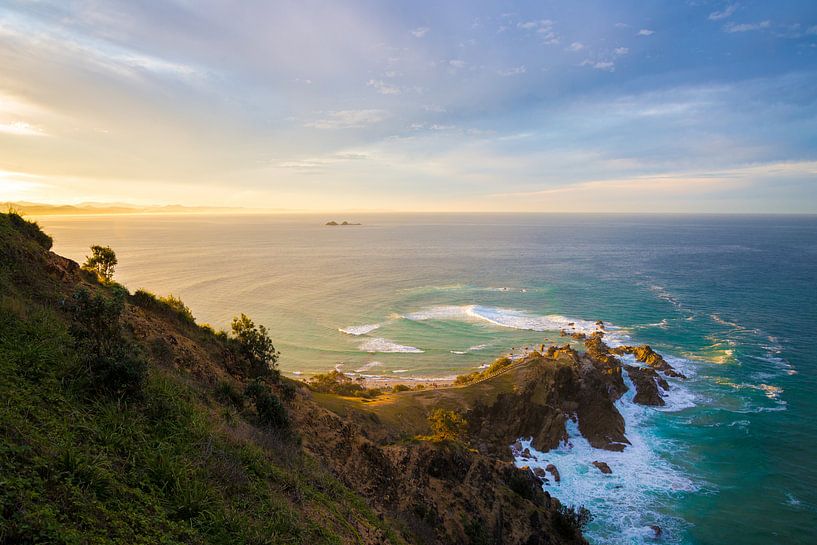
[521,448,532,459]
[532,467,547,479]
[570,332,587,341]
[545,463,561,482]
[595,320,604,328]
[592,461,612,474]
[611,345,686,379]
[623,365,668,406]
[650,525,663,537]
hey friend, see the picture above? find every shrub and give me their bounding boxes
[6,210,52,249]
[554,504,594,536]
[425,409,468,442]
[307,370,381,398]
[391,384,411,393]
[454,356,514,385]
[244,380,289,429]
[230,313,279,378]
[81,245,117,282]
[215,380,244,409]
[132,289,195,324]
[70,287,147,397]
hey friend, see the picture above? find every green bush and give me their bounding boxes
[215,380,244,409]
[244,380,289,429]
[6,210,52,249]
[132,289,196,325]
[81,245,117,282]
[307,370,382,398]
[425,409,468,442]
[231,314,280,379]
[554,504,594,536]
[70,287,147,397]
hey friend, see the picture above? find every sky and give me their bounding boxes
[1,0,816,213]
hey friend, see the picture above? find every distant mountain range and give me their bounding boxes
[1,201,261,216]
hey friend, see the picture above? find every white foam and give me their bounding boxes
[359,338,424,353]
[339,323,381,336]
[404,305,612,337]
[450,350,467,355]
[513,374,698,545]
[354,361,383,372]
[469,343,490,351]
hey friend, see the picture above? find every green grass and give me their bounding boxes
[0,212,406,545]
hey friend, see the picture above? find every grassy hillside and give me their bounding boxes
[0,212,406,545]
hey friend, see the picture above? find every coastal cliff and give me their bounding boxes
[0,212,587,545]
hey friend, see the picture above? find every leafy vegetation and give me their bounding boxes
[244,380,290,429]
[231,313,280,379]
[81,244,118,282]
[307,370,382,398]
[132,289,196,324]
[0,212,407,545]
[453,355,514,385]
[554,505,594,536]
[422,409,468,443]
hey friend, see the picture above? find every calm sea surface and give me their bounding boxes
[39,213,817,545]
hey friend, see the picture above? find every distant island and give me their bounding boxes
[325,220,362,226]
[2,201,273,216]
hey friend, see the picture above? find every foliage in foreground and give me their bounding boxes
[420,409,468,443]
[453,355,514,385]
[0,212,405,545]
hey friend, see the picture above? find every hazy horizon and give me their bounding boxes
[1,1,816,212]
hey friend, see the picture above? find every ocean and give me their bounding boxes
[38,213,817,545]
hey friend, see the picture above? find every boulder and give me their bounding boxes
[592,461,612,474]
[545,463,561,482]
[623,365,668,406]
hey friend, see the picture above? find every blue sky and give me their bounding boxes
[0,0,815,212]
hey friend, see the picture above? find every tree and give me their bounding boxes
[82,245,117,282]
[426,408,468,442]
[230,313,279,378]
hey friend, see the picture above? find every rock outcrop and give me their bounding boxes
[592,461,612,474]
[611,345,686,379]
[623,365,669,406]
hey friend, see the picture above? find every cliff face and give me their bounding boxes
[0,213,587,545]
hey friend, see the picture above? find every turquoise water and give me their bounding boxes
[40,213,817,544]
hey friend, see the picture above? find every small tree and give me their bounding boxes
[82,245,117,282]
[426,408,468,442]
[244,380,289,429]
[231,313,279,378]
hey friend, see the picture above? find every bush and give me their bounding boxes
[215,380,244,409]
[244,380,289,429]
[425,409,468,442]
[454,356,514,385]
[7,210,52,249]
[70,287,147,397]
[554,504,594,536]
[391,384,411,393]
[231,313,279,378]
[307,370,382,398]
[132,289,195,324]
[81,245,117,282]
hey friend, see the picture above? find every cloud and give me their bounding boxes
[582,60,615,71]
[411,26,430,38]
[517,19,559,44]
[497,65,527,76]
[305,109,389,129]
[724,20,771,33]
[448,59,466,69]
[637,29,655,36]
[367,79,401,95]
[0,121,46,136]
[614,47,629,55]
[567,42,585,52]
[709,3,739,21]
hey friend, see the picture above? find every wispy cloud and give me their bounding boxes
[724,20,771,33]
[567,42,585,52]
[709,3,739,21]
[305,110,389,129]
[0,121,47,136]
[517,19,559,44]
[582,60,615,72]
[614,47,629,55]
[497,65,527,76]
[367,79,401,95]
[638,29,655,36]
[411,26,430,38]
